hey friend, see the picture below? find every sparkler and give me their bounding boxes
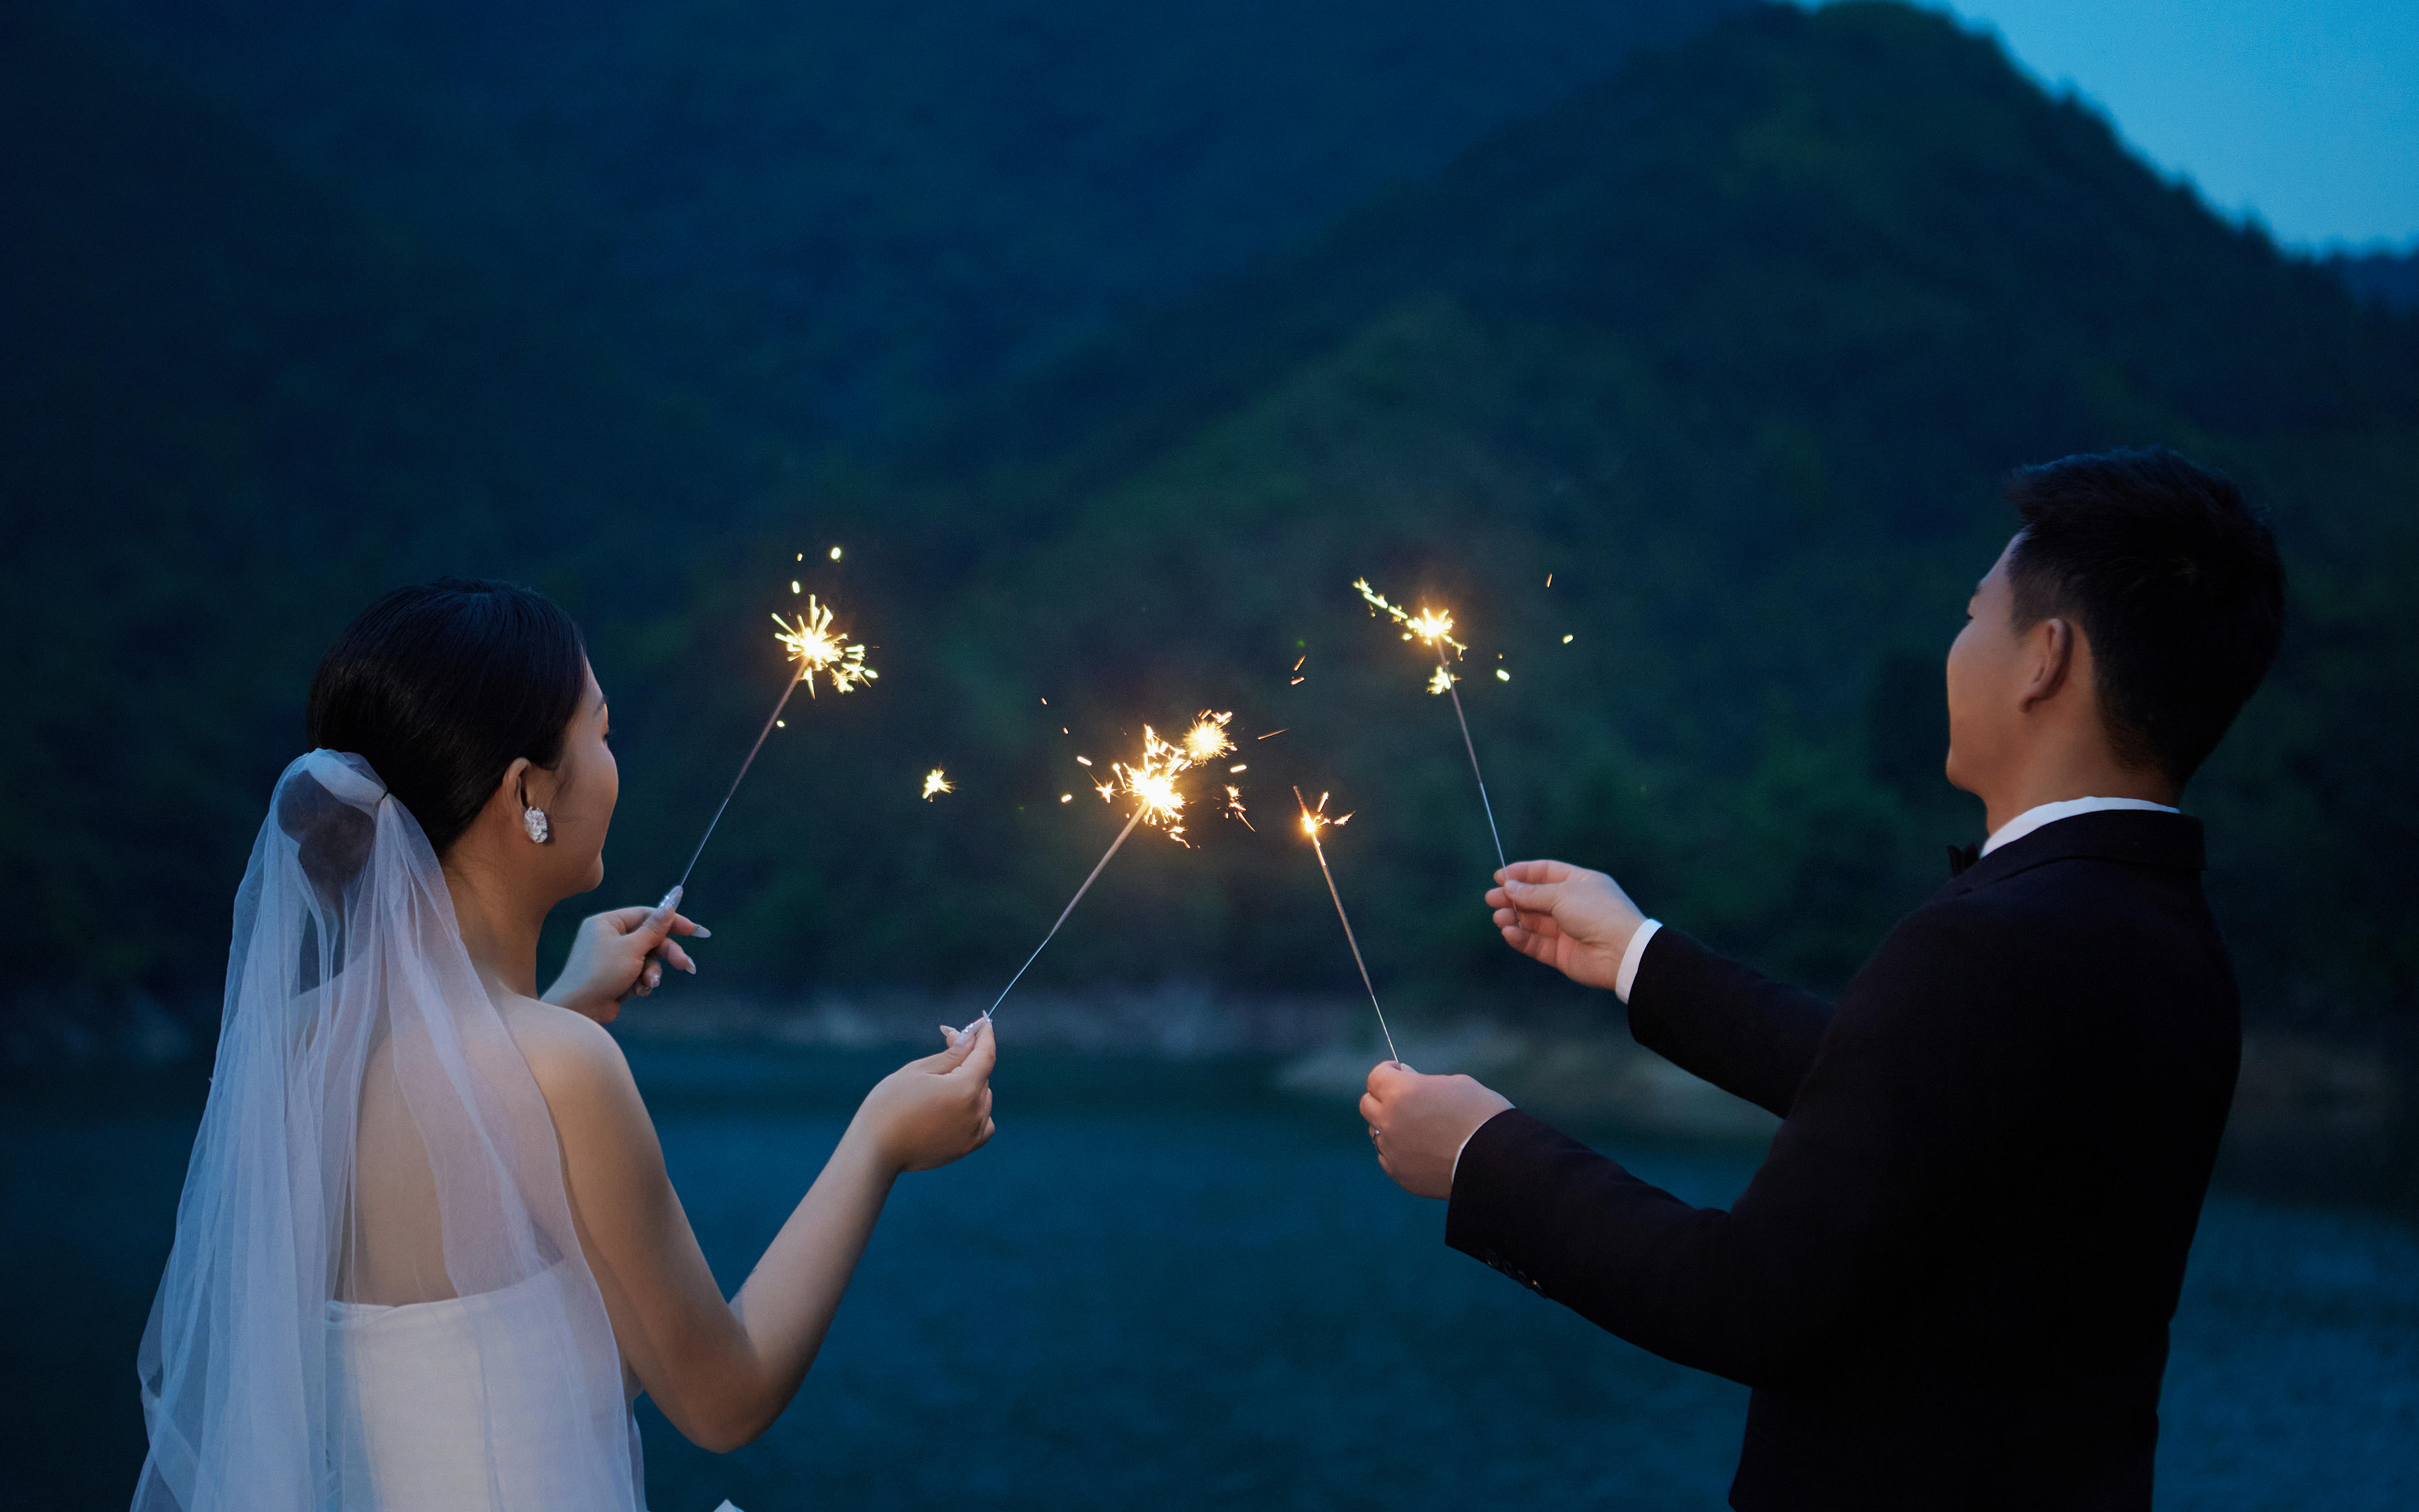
[1353,578,1506,871]
[986,712,1236,1019]
[922,769,952,800]
[658,594,878,918]
[1295,787,1398,1064]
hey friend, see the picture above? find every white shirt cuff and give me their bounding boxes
[1450,1121,1485,1188]
[1615,919,1662,1004]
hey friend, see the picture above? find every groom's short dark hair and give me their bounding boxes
[2004,447,2285,788]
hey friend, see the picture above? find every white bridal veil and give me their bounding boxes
[133,751,645,1510]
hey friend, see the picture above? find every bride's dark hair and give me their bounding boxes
[306,578,589,855]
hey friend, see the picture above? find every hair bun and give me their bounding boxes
[276,756,383,898]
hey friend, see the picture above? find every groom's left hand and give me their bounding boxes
[1361,1063,1513,1200]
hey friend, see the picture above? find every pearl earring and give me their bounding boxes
[523,806,552,844]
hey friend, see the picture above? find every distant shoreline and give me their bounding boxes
[4,987,2403,1207]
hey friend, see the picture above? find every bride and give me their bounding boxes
[132,578,997,1510]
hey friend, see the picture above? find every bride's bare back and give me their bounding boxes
[345,980,995,1450]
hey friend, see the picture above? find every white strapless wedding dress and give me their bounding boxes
[325,1266,654,1510]
[134,754,731,1512]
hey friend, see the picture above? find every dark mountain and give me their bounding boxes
[687,2,2419,1025]
[10,3,2415,1056]
[2324,247,2419,312]
[2,5,758,1005]
[79,0,1752,441]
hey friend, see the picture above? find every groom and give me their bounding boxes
[1362,448,2284,1509]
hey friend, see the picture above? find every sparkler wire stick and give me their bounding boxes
[1431,641,1507,873]
[987,712,1234,1020]
[676,670,802,895]
[1354,578,1507,873]
[655,594,878,928]
[1296,788,1399,1064]
[983,804,1147,1020]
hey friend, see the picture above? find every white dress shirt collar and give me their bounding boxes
[1980,795,2180,858]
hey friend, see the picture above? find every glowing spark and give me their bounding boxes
[1562,634,1574,643]
[1290,676,1304,685]
[1182,710,1235,763]
[1076,756,1093,766]
[990,710,1233,1019]
[829,545,842,560]
[1104,724,1196,844]
[791,579,801,594]
[669,587,882,905]
[1225,785,1254,830]
[1256,729,1287,739]
[1292,655,1306,671]
[769,596,877,698]
[1295,786,1397,1063]
[1546,572,1553,586]
[922,769,952,800]
[1229,763,1246,773]
[1060,794,1072,803]
[1352,576,1506,871]
[1353,578,1467,656]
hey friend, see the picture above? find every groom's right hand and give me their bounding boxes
[1486,860,1647,993]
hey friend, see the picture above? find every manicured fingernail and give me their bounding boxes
[689,925,711,938]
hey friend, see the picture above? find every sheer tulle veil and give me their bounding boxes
[133,751,644,1509]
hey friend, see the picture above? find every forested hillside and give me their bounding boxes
[2,5,762,998]
[647,2,2419,1027]
[8,3,2415,1054]
[83,0,1749,439]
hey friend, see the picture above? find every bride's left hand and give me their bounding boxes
[544,897,709,1021]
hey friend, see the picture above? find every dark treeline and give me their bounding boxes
[7,3,2415,1058]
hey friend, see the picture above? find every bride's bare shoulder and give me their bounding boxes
[495,996,647,1128]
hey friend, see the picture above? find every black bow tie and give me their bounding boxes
[1947,842,1981,877]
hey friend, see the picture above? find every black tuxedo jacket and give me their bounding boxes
[1446,810,2239,1510]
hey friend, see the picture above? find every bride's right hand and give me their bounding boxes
[852,1018,997,1174]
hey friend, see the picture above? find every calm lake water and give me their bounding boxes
[4,1046,2414,1509]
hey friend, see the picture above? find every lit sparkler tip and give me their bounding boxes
[921,768,952,800]
[769,595,878,695]
[1182,709,1235,762]
[1223,784,1253,830]
[1089,711,1236,842]
[1353,576,1468,655]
